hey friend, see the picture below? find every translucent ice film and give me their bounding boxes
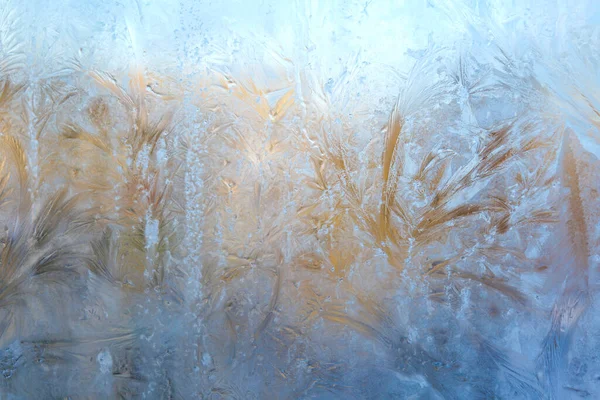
[0,0,599,398]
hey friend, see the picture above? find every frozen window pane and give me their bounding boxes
[0,0,598,398]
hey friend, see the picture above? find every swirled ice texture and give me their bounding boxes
[0,0,598,398]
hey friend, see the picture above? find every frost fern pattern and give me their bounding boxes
[0,0,598,399]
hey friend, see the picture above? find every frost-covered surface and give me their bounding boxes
[0,0,599,398]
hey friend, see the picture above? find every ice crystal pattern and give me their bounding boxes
[0,0,599,399]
